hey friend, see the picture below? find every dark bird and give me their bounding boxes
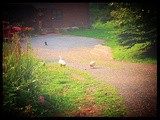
[45,41,48,46]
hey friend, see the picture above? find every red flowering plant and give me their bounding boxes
[2,21,35,41]
[2,21,25,40]
[3,21,12,39]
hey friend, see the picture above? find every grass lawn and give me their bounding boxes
[15,62,128,117]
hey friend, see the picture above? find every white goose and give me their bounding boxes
[59,56,66,67]
[90,61,95,69]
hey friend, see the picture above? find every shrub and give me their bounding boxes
[3,33,39,116]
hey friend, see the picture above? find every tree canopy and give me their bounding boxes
[89,2,157,58]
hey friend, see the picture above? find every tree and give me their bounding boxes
[89,3,114,23]
[109,2,157,57]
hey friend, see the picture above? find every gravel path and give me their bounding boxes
[23,34,157,117]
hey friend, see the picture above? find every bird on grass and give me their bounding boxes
[45,41,48,46]
[59,56,66,67]
[90,61,95,69]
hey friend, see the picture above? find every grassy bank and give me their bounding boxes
[3,34,128,117]
[28,63,128,117]
[66,29,156,64]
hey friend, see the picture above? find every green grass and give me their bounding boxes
[3,33,129,117]
[3,34,39,112]
[67,29,108,40]
[23,62,128,117]
[66,28,119,43]
[112,45,157,64]
[66,28,157,64]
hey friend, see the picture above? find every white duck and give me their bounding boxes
[59,56,66,67]
[90,61,95,69]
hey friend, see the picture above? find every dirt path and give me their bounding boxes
[27,34,157,117]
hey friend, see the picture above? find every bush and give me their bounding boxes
[3,33,40,116]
